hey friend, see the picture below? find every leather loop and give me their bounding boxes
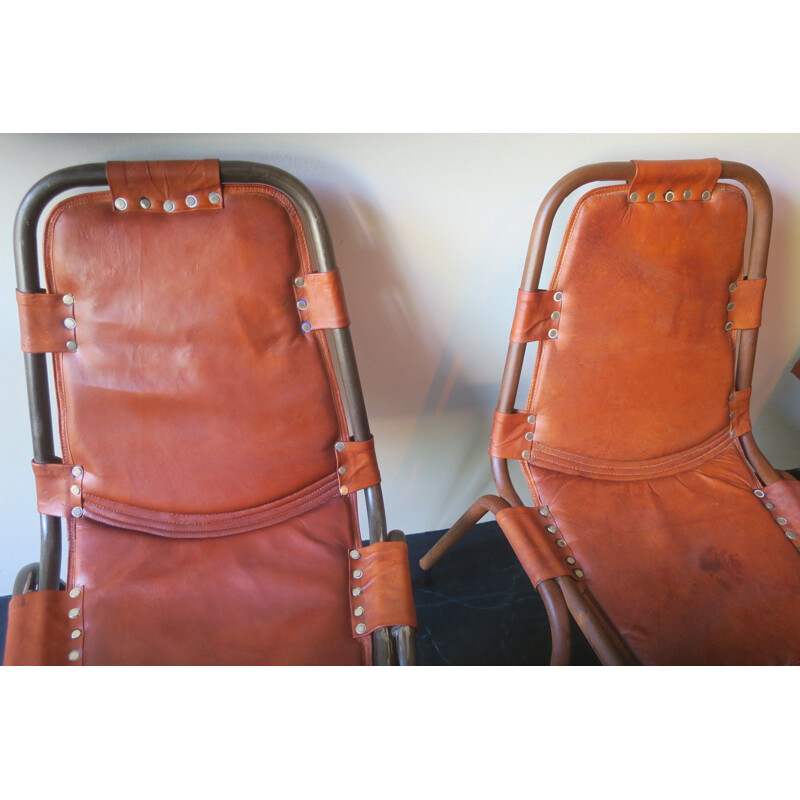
[4,589,84,666]
[732,388,752,437]
[336,438,381,495]
[760,478,800,548]
[489,409,537,460]
[629,159,722,202]
[510,289,562,343]
[495,506,584,588]
[293,271,350,331]
[106,160,223,213]
[349,541,417,636]
[728,278,766,330]
[17,290,76,353]
[32,461,83,517]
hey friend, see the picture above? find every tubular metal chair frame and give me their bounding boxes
[421,161,774,665]
[13,161,417,666]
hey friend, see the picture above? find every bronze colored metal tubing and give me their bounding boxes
[419,494,510,570]
[538,578,571,665]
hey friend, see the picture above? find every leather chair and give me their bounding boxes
[5,159,417,666]
[421,159,800,665]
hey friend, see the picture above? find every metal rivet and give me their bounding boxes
[786,531,798,541]
[209,192,222,205]
[355,623,367,635]
[70,485,81,496]
[566,556,576,565]
[525,431,534,441]
[764,502,775,510]
[730,430,737,438]
[352,587,362,597]
[546,524,558,534]
[349,549,361,560]
[527,415,536,424]
[352,569,363,579]
[114,198,127,211]
[63,317,77,330]
[553,291,563,302]
[354,606,365,617]
[185,195,198,208]
[68,608,81,619]
[547,329,558,339]
[62,294,75,305]
[139,197,151,210]
[664,191,675,202]
[729,282,738,292]
[296,299,308,310]
[574,569,585,578]
[729,411,735,420]
[702,190,711,201]
[301,322,312,333]
[340,486,350,495]
[683,190,692,200]
[629,192,639,202]
[725,321,733,331]
[335,442,346,452]
[727,302,735,311]
[521,449,531,460]
[68,650,81,662]
[551,311,560,320]
[294,277,305,288]
[66,340,78,351]
[71,466,83,478]
[163,200,175,213]
[776,517,788,526]
[69,587,82,598]
[71,507,84,518]
[71,629,82,639]
[555,539,567,549]
[538,507,551,517]
[754,489,765,498]
[729,393,736,403]
[338,465,347,475]
[647,192,656,202]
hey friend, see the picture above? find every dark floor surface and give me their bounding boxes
[0,521,597,666]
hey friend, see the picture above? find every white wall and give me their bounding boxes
[1,133,799,595]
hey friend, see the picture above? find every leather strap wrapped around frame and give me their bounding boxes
[17,290,77,353]
[489,409,537,460]
[510,289,562,343]
[629,159,721,203]
[728,279,766,330]
[293,271,350,331]
[731,388,752,438]
[32,461,84,517]
[348,541,417,636]
[336,438,381,495]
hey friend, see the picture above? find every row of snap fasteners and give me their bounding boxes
[67,587,83,662]
[293,277,314,333]
[753,489,800,551]
[542,512,584,578]
[520,414,536,460]
[630,190,712,202]
[548,291,563,340]
[114,192,222,212]
[350,549,367,634]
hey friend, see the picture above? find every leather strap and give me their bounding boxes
[728,278,766,330]
[293,271,350,331]
[495,506,584,587]
[106,160,223,213]
[17,290,77,353]
[731,388,752,437]
[32,461,83,518]
[510,289,562,343]
[348,541,417,636]
[489,409,537,460]
[629,159,721,203]
[336,438,381,495]
[3,589,84,666]
[759,478,800,549]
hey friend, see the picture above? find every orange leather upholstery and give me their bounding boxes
[6,161,416,666]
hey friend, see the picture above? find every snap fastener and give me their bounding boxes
[71,507,84,518]
[764,502,775,509]
[67,650,81,662]
[185,195,198,208]
[525,432,534,441]
[69,587,81,598]
[163,200,175,213]
[66,340,78,352]
[352,569,363,579]
[702,190,711,201]
[647,192,656,202]
[294,277,305,288]
[349,549,361,560]
[629,192,639,202]
[776,517,788,526]
[70,485,81,496]
[139,197,151,209]
[555,539,567,548]
[573,569,585,578]
[352,587,362,597]
[354,606,365,617]
[664,191,675,202]
[68,608,81,619]
[545,524,558,534]
[729,411,735,420]
[355,623,367,634]
[683,190,692,200]
[727,302,735,311]
[538,507,550,517]
[725,321,733,331]
[338,466,348,475]
[753,489,765,498]
[62,294,74,305]
[730,429,737,438]
[729,282,738,292]
[566,556,576,565]
[63,317,76,330]
[71,466,83,478]
[296,299,308,310]
[71,629,82,639]
[551,311,560,320]
[335,442,346,452]
[301,322,312,333]
[521,450,531,459]
[785,531,798,541]
[340,486,350,495]
[553,291,563,302]
[527,415,536,424]
[209,192,222,205]
[114,198,128,211]
[547,329,558,339]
